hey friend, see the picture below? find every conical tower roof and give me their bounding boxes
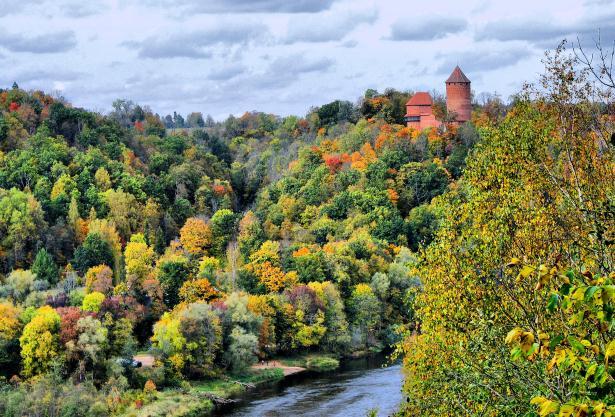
[446,66,470,83]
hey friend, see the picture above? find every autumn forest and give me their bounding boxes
[0,35,614,417]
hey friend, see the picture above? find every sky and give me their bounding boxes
[0,0,614,119]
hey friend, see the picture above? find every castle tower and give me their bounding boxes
[445,66,471,123]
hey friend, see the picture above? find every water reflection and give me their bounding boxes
[215,356,403,417]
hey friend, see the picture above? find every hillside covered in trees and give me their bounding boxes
[396,43,615,416]
[0,69,489,416]
[2,37,611,417]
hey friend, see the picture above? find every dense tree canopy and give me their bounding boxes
[0,61,513,417]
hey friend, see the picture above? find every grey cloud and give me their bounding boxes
[0,0,44,16]
[208,64,247,80]
[0,30,77,53]
[270,55,334,74]
[475,13,615,48]
[60,1,107,18]
[219,55,335,94]
[0,0,104,18]
[284,10,377,43]
[584,0,614,6]
[436,47,532,74]
[142,0,337,14]
[340,39,358,48]
[123,24,269,59]
[388,17,468,41]
[476,21,576,42]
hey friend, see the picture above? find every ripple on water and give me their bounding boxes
[221,362,403,417]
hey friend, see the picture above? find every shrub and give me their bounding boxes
[306,356,339,372]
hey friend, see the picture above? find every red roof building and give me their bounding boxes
[404,92,439,130]
[405,66,472,130]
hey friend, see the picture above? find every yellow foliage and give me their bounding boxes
[0,302,21,340]
[179,217,213,256]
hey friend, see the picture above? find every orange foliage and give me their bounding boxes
[319,139,339,154]
[350,151,366,171]
[387,188,399,205]
[179,218,213,256]
[292,247,310,257]
[75,218,89,243]
[249,261,296,293]
[212,184,226,196]
[253,261,286,292]
[360,143,377,163]
[179,278,220,303]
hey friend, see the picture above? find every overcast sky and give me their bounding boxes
[0,0,614,119]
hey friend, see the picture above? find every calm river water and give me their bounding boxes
[214,355,404,417]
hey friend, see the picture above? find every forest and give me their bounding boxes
[0,47,482,414]
[0,39,613,417]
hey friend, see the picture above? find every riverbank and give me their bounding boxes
[120,353,343,417]
[118,368,284,417]
[251,360,305,376]
[214,353,402,417]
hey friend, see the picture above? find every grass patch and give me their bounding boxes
[277,354,340,372]
[118,390,213,417]
[306,356,340,372]
[190,367,284,398]
[239,367,284,384]
[120,367,286,416]
[277,356,307,367]
[190,379,244,398]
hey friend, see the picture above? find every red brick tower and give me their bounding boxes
[445,66,471,123]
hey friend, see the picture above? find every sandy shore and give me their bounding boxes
[251,360,306,376]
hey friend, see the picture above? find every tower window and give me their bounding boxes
[405,116,420,122]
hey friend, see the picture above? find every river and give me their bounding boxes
[213,355,404,417]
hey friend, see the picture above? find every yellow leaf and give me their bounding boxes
[505,327,524,345]
[506,257,521,267]
[606,340,615,364]
[518,265,535,280]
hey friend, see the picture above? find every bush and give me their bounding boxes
[306,356,339,372]
[132,365,165,389]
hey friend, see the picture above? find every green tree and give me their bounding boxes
[0,188,47,272]
[178,302,222,377]
[65,316,108,374]
[31,248,59,285]
[349,284,380,348]
[224,327,258,373]
[157,254,191,308]
[73,233,114,275]
[210,209,237,256]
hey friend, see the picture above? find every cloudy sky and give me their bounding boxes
[0,0,614,119]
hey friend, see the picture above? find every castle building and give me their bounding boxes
[405,66,471,130]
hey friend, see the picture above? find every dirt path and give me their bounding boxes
[133,354,155,367]
[252,360,306,376]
